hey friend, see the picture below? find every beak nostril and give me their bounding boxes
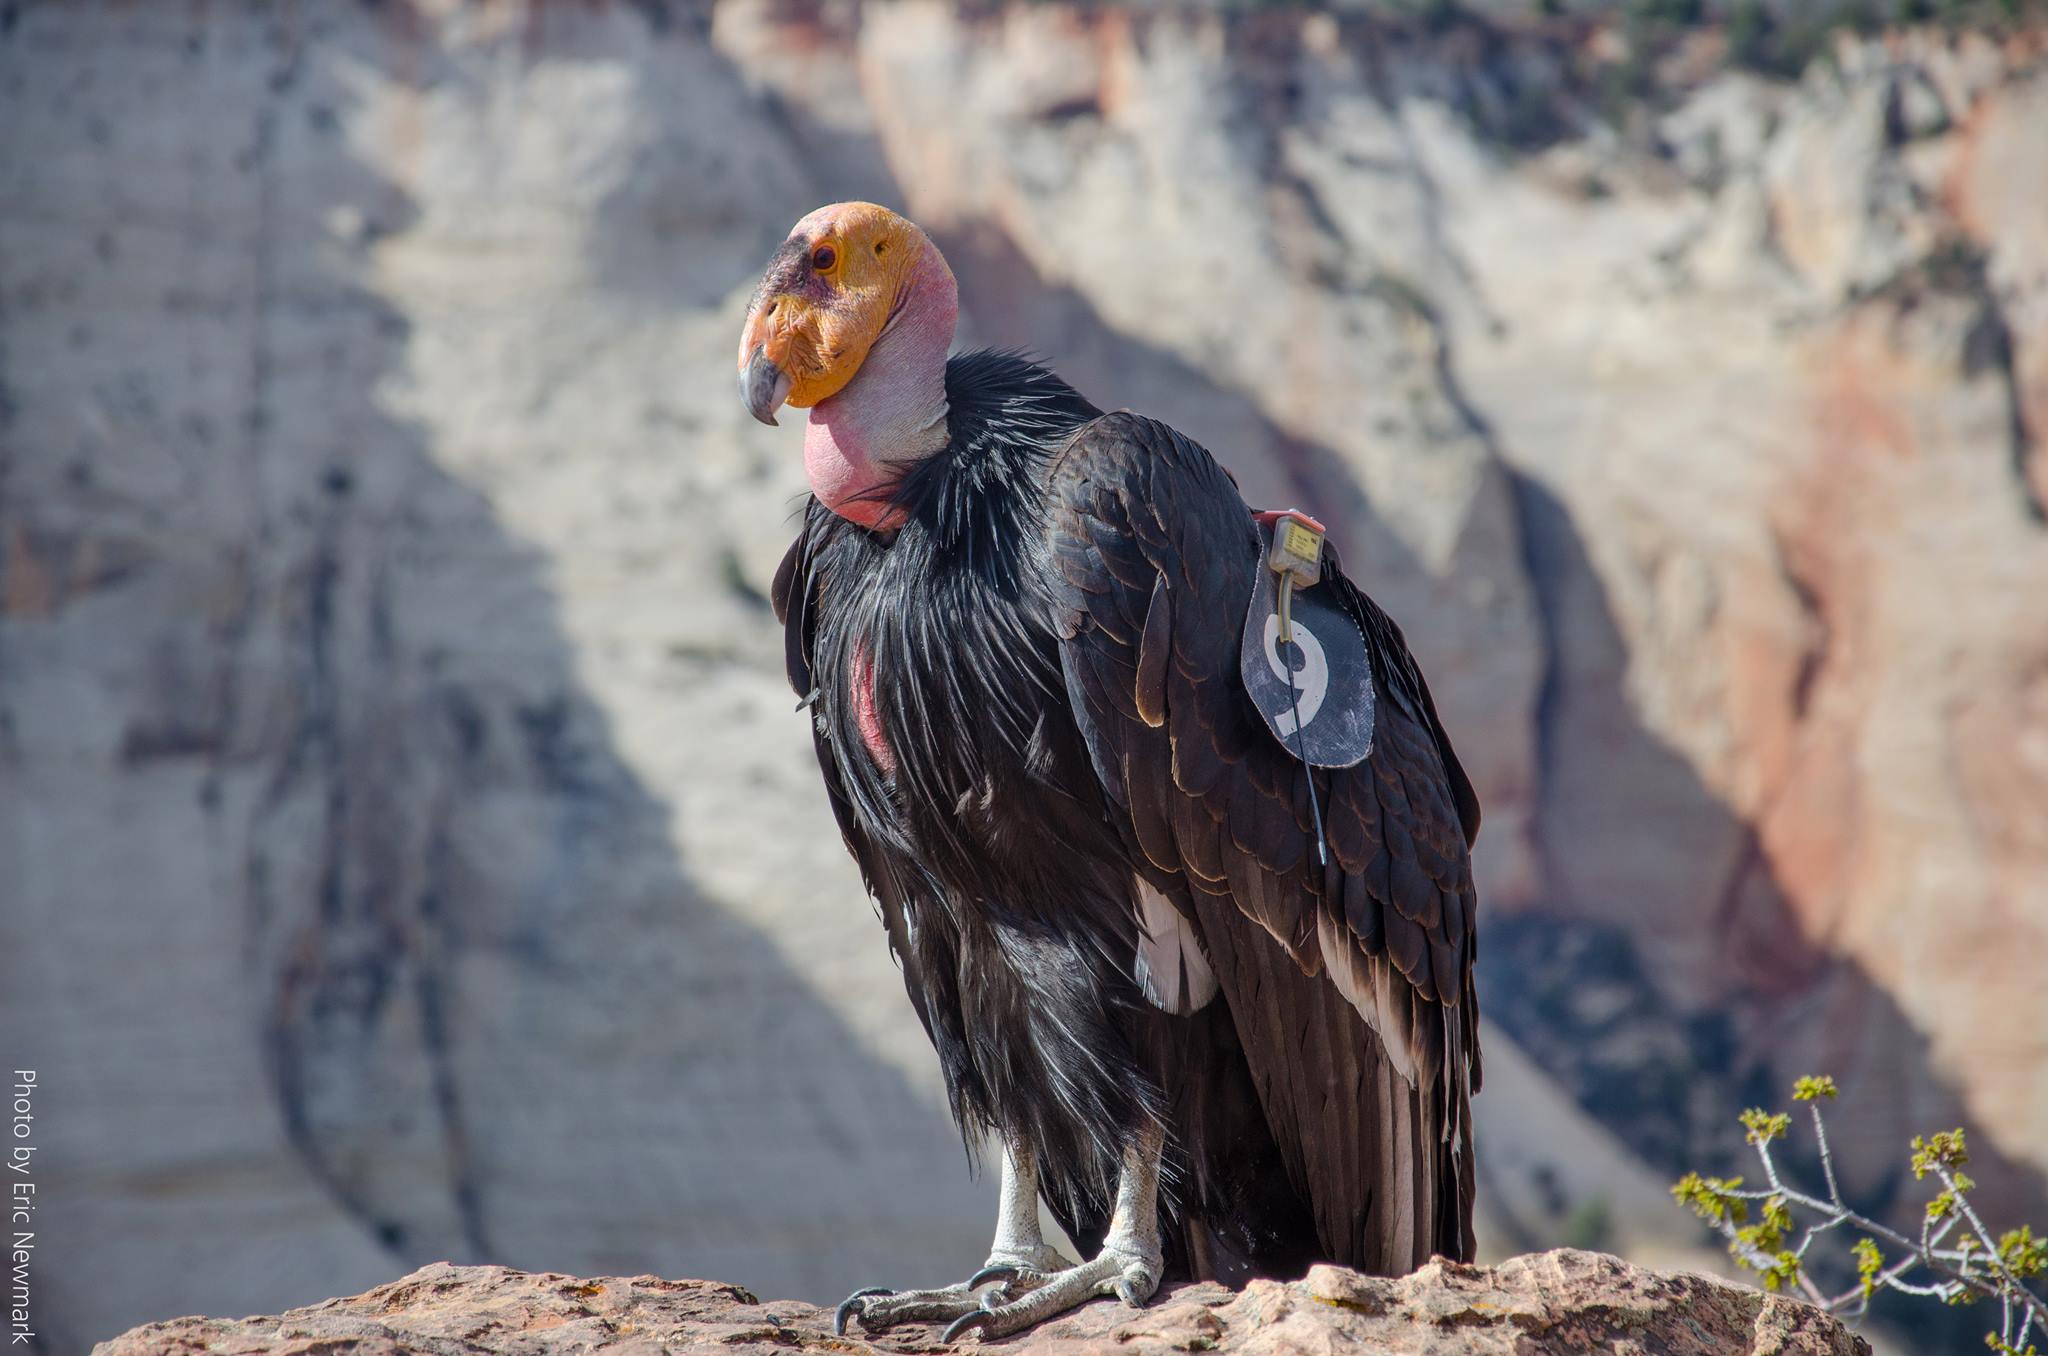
[764,301,778,317]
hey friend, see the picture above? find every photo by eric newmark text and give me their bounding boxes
[9,1071,34,1348]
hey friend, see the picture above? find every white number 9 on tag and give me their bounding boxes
[1261,614,1328,735]
[1240,519,1374,768]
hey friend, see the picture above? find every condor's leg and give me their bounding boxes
[833,1138,1070,1335]
[942,1124,1165,1343]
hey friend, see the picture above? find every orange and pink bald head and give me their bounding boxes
[739,203,958,529]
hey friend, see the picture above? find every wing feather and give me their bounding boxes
[1134,576,1173,729]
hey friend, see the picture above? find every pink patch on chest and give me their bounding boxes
[849,638,896,775]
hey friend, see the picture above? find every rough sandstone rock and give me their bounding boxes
[94,1251,1868,1356]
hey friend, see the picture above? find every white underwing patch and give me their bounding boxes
[1317,912,1419,1087]
[1132,879,1218,1015]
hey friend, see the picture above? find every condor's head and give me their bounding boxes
[736,202,957,425]
[737,203,958,529]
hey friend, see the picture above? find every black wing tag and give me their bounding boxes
[1240,519,1374,768]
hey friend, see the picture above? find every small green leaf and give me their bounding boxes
[1757,1250,1802,1292]
[1672,1173,1749,1226]
[1792,1075,1839,1102]
[1911,1129,1970,1179]
[1741,1108,1793,1146]
[1997,1224,2047,1280]
[1736,1196,1796,1254]
[1852,1237,1883,1300]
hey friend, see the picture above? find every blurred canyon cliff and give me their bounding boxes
[2,1,2044,1351]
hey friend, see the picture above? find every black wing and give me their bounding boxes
[1045,411,1481,1270]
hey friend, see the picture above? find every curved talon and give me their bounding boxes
[941,1309,997,1344]
[833,1287,890,1336]
[1114,1276,1155,1308]
[967,1264,1018,1293]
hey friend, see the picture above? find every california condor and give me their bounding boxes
[737,202,1481,1341]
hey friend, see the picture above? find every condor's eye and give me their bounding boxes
[810,244,837,271]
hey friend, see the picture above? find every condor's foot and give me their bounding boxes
[832,1283,981,1335]
[832,1245,1069,1335]
[940,1241,1163,1343]
[944,1125,1166,1344]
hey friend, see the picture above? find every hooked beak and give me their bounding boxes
[741,346,793,427]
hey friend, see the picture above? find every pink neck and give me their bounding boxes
[805,240,956,530]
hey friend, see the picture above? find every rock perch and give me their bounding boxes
[95,1248,1867,1355]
